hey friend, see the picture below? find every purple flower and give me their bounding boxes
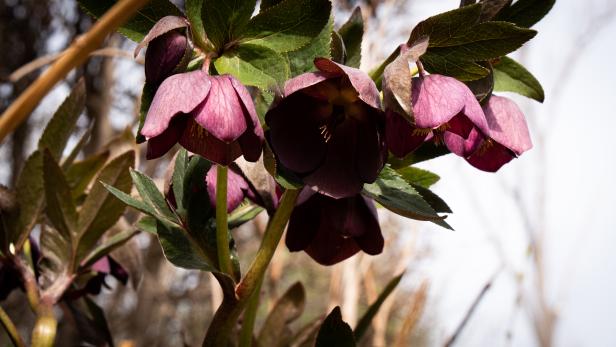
[141,72,264,165]
[266,58,386,199]
[444,96,532,172]
[205,164,260,212]
[385,74,490,158]
[285,188,384,266]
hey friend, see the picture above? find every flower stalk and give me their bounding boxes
[215,165,234,276]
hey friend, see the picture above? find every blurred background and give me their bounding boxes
[1,0,615,346]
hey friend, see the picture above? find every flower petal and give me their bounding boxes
[355,107,386,183]
[385,109,428,158]
[412,75,467,129]
[144,31,188,86]
[134,16,188,58]
[467,141,515,172]
[285,190,321,252]
[443,127,483,157]
[351,197,384,255]
[206,165,249,212]
[266,93,329,174]
[145,115,187,159]
[193,75,247,143]
[314,58,381,109]
[284,71,330,97]
[179,118,242,165]
[141,71,210,138]
[482,96,532,155]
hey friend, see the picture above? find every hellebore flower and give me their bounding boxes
[384,74,490,158]
[135,16,190,87]
[285,188,384,266]
[141,72,265,165]
[205,165,261,212]
[266,58,386,199]
[67,256,129,299]
[444,96,532,172]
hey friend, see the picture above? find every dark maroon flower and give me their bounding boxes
[285,188,384,265]
[444,95,532,172]
[266,58,386,199]
[0,262,21,301]
[141,72,264,165]
[69,256,129,298]
[205,165,260,212]
[384,74,490,158]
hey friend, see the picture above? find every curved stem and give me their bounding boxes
[0,0,152,144]
[0,304,26,347]
[216,165,234,276]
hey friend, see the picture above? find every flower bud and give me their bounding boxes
[145,31,187,86]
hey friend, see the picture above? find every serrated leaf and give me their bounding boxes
[185,0,208,49]
[411,184,452,214]
[65,151,110,199]
[354,273,403,341]
[285,15,333,76]
[77,151,135,260]
[240,0,331,53]
[362,166,451,229]
[78,0,183,42]
[202,0,257,50]
[215,43,290,90]
[496,0,555,28]
[9,150,44,249]
[130,169,175,220]
[156,221,216,271]
[39,79,86,160]
[43,151,78,241]
[338,7,363,68]
[420,53,490,81]
[315,307,356,347]
[258,282,306,347]
[396,167,440,188]
[136,83,156,143]
[80,229,139,269]
[172,149,189,215]
[478,0,511,22]
[493,56,544,102]
[62,126,93,169]
[102,183,159,218]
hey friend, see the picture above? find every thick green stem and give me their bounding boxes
[203,189,300,347]
[0,304,26,347]
[216,165,233,276]
[31,303,57,347]
[239,277,263,347]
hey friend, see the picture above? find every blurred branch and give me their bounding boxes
[0,304,26,347]
[0,0,152,145]
[393,280,429,347]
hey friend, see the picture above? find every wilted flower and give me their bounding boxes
[384,73,490,158]
[205,165,260,212]
[266,58,386,199]
[444,95,532,172]
[285,188,384,265]
[141,72,264,165]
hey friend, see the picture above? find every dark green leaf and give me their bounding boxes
[136,216,158,234]
[66,297,114,347]
[478,0,511,22]
[362,166,451,229]
[330,30,345,64]
[43,151,78,240]
[9,151,44,249]
[39,79,86,160]
[80,229,139,269]
[420,53,490,81]
[315,307,356,347]
[260,0,283,10]
[493,56,544,102]
[215,43,290,90]
[396,167,440,188]
[241,0,332,53]
[136,83,156,143]
[77,151,135,260]
[102,183,159,218]
[185,0,208,49]
[496,0,555,28]
[338,7,363,68]
[411,184,452,213]
[258,282,306,347]
[78,0,183,42]
[202,0,257,50]
[228,203,264,229]
[388,142,450,168]
[156,221,215,271]
[285,15,333,76]
[464,61,494,103]
[354,273,403,341]
[409,4,483,46]
[130,169,175,220]
[61,126,92,169]
[172,149,189,215]
[65,151,110,199]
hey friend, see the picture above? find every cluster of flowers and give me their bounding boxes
[139,17,531,265]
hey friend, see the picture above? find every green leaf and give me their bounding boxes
[43,151,78,240]
[464,62,494,103]
[77,151,135,260]
[65,151,110,199]
[80,229,139,269]
[338,7,363,68]
[240,0,332,53]
[493,56,544,102]
[130,169,175,220]
[172,149,189,215]
[316,307,356,347]
[285,15,333,76]
[202,0,257,50]
[102,183,159,218]
[388,142,450,168]
[354,273,403,341]
[136,215,158,234]
[214,43,290,90]
[411,184,452,214]
[136,83,156,143]
[258,282,306,347]
[396,167,440,188]
[496,0,555,28]
[39,79,86,160]
[78,0,183,42]
[228,203,264,229]
[362,166,451,229]
[156,221,215,271]
[66,297,114,347]
[420,54,490,81]
[185,0,208,49]
[61,126,92,170]
[260,0,283,10]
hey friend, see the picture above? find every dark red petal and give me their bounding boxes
[284,72,330,97]
[145,115,186,159]
[385,109,428,158]
[145,31,187,86]
[355,107,385,183]
[314,58,381,110]
[205,165,249,212]
[266,93,329,174]
[134,16,188,57]
[443,127,484,157]
[179,118,242,165]
[285,189,322,252]
[446,113,475,139]
[351,197,384,255]
[467,141,515,172]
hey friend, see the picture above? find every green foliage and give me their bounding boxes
[388,141,451,168]
[396,167,440,188]
[65,151,110,199]
[464,62,495,103]
[315,307,356,347]
[185,0,208,49]
[258,282,306,346]
[78,0,182,42]
[202,0,257,50]
[493,56,545,102]
[338,7,364,68]
[80,229,140,270]
[496,0,555,28]
[285,15,333,76]
[136,83,155,143]
[354,273,403,341]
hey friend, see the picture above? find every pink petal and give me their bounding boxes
[193,75,247,143]
[230,76,265,141]
[412,74,467,129]
[314,58,381,110]
[284,72,330,97]
[443,127,484,157]
[141,71,210,138]
[134,16,188,58]
[385,109,428,158]
[482,96,532,155]
[206,165,249,212]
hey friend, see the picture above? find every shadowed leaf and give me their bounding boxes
[354,273,403,341]
[315,307,356,347]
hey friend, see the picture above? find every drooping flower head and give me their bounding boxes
[444,95,532,171]
[285,188,384,265]
[266,58,386,199]
[141,72,264,165]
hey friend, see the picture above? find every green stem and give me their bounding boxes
[0,304,26,347]
[203,188,300,347]
[215,165,233,276]
[239,277,263,347]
